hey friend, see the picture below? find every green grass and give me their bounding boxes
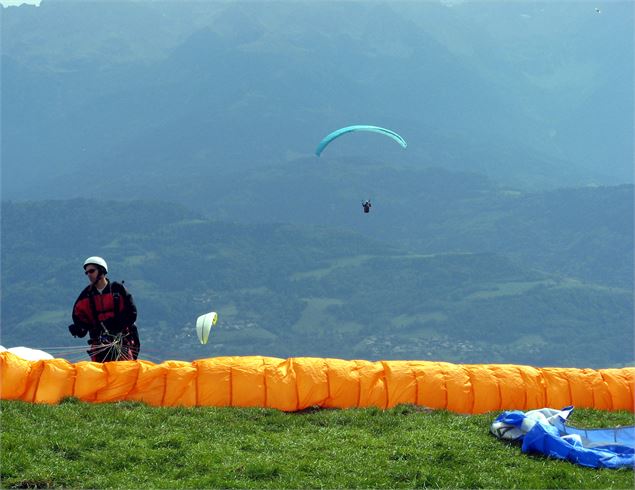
[1,401,633,489]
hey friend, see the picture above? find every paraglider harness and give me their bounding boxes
[362,200,372,213]
[86,281,140,362]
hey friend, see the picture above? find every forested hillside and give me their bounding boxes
[2,198,632,368]
[141,163,632,288]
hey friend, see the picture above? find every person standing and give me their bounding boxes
[69,256,140,362]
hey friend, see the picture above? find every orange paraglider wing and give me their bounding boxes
[1,352,633,413]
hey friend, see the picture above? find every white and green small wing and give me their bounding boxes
[196,312,218,344]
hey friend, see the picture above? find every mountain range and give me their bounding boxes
[1,1,632,368]
[2,0,633,201]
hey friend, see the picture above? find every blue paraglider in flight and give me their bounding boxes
[315,125,407,157]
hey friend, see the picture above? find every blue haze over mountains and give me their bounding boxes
[1,0,633,366]
[3,0,633,197]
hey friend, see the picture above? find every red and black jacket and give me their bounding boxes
[72,280,137,342]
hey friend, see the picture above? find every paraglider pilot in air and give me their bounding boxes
[68,256,140,362]
[362,199,372,213]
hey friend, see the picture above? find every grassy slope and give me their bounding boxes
[1,400,633,489]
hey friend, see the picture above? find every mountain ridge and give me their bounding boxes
[2,1,632,200]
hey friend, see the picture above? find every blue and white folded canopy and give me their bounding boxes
[491,406,634,469]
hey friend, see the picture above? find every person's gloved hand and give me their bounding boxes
[68,323,88,338]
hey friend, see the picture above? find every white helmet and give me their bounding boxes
[83,256,108,274]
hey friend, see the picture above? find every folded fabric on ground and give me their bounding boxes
[491,406,634,469]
